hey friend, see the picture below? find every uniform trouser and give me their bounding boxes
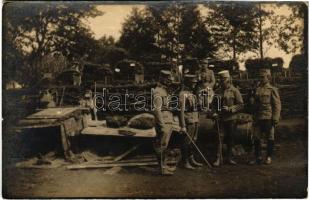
[253,119,275,158]
[222,121,237,160]
[181,122,199,161]
[154,124,173,167]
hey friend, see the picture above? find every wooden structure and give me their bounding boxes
[113,60,144,85]
[17,107,89,161]
[82,62,113,88]
[16,107,182,162]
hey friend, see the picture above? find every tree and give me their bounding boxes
[245,3,304,58]
[118,3,216,62]
[269,3,306,54]
[88,35,128,65]
[206,2,259,61]
[155,4,215,61]
[98,35,116,46]
[3,2,103,85]
[2,36,25,86]
[118,7,159,60]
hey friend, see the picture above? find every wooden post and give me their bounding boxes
[94,82,98,121]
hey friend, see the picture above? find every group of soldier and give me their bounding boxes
[153,59,281,175]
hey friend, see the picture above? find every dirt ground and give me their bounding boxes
[2,117,308,198]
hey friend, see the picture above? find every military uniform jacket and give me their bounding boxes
[179,89,199,127]
[255,83,281,121]
[219,84,244,121]
[199,69,215,89]
[153,84,174,128]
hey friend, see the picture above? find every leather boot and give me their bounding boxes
[227,144,237,165]
[161,166,175,175]
[213,143,222,167]
[189,155,203,167]
[184,158,196,170]
[213,158,221,167]
[265,140,274,165]
[160,150,175,175]
[248,140,263,165]
[267,140,274,157]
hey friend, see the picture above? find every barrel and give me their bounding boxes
[198,113,253,145]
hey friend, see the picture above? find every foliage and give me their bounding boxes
[269,3,306,54]
[118,3,216,62]
[118,7,159,60]
[3,2,103,85]
[206,2,259,60]
[289,54,307,74]
[89,35,128,66]
[206,2,305,61]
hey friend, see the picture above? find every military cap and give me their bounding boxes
[160,70,171,75]
[184,74,198,82]
[84,90,92,98]
[160,70,173,80]
[201,57,211,64]
[218,70,230,78]
[258,68,271,76]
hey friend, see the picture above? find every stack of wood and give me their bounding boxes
[67,145,177,171]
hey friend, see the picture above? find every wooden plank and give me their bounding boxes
[103,144,140,174]
[84,157,157,166]
[88,157,157,165]
[26,107,79,119]
[67,160,177,170]
[16,123,60,129]
[87,120,106,127]
[113,144,140,161]
[81,126,156,138]
[18,118,59,127]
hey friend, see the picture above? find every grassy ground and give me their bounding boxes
[2,117,307,198]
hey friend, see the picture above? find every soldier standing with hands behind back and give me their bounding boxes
[153,70,175,175]
[250,68,281,165]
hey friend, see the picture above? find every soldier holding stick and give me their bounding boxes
[213,70,244,166]
[179,74,204,169]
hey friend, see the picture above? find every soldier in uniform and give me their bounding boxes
[197,59,216,111]
[198,58,216,89]
[39,89,56,108]
[250,68,281,165]
[213,70,244,166]
[179,74,203,169]
[79,90,96,120]
[153,70,175,175]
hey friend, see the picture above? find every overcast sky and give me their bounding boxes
[86,4,302,69]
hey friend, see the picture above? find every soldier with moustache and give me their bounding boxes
[213,70,244,166]
[179,74,204,169]
[153,70,176,175]
[249,68,281,165]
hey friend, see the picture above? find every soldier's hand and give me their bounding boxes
[212,113,219,119]
[180,127,187,133]
[272,119,279,127]
[222,106,229,112]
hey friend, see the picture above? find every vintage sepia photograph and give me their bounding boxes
[2,1,308,198]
